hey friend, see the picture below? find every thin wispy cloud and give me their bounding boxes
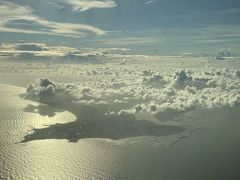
[144,0,158,5]
[212,8,240,15]
[60,0,117,11]
[0,1,105,37]
[103,37,160,45]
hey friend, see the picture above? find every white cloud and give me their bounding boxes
[25,78,77,103]
[0,43,131,61]
[1,54,238,144]
[0,55,238,137]
[14,43,49,51]
[142,73,167,87]
[0,1,105,37]
[214,49,233,60]
[144,0,158,5]
[103,37,159,45]
[24,67,240,119]
[60,0,117,11]
[0,1,32,16]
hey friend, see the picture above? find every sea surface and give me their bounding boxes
[0,83,240,180]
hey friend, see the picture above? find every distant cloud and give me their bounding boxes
[214,49,233,60]
[15,43,49,51]
[60,0,117,11]
[0,1,105,37]
[0,42,130,60]
[103,37,159,45]
[212,8,240,15]
[144,0,158,5]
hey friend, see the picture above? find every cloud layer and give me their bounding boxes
[0,42,130,61]
[1,55,238,142]
[24,63,240,130]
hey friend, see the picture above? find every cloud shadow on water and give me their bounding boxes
[23,104,63,117]
[21,103,186,143]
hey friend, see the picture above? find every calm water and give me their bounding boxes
[1,84,240,180]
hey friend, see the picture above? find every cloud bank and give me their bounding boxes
[0,43,130,61]
[24,66,240,128]
[0,56,234,142]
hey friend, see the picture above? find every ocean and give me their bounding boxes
[1,83,240,180]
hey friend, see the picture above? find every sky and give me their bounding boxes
[0,0,240,55]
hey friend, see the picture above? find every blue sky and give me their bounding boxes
[0,0,240,55]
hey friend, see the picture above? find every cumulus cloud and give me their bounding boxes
[24,67,240,123]
[13,58,238,143]
[25,78,78,103]
[143,73,167,87]
[215,49,233,60]
[172,70,193,88]
[0,1,105,37]
[144,68,240,118]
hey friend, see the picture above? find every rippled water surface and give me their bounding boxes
[1,84,240,180]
